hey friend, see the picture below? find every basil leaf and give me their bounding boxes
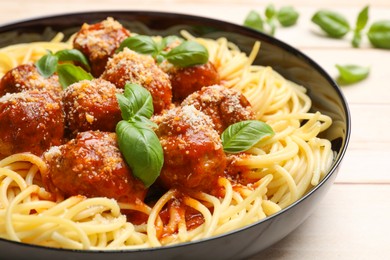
[265,4,276,20]
[221,120,274,154]
[35,51,58,78]
[277,6,299,27]
[311,10,350,38]
[161,35,183,49]
[116,120,163,187]
[117,35,159,56]
[132,115,158,129]
[116,92,132,121]
[55,49,91,71]
[165,41,209,68]
[336,64,370,85]
[57,64,93,88]
[352,6,369,48]
[355,5,369,32]
[244,10,264,32]
[115,83,162,187]
[367,20,390,49]
[121,83,154,119]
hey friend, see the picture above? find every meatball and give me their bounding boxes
[0,63,62,97]
[154,105,227,193]
[43,131,147,203]
[101,48,172,114]
[181,85,255,134]
[169,61,220,102]
[63,78,122,136]
[73,17,131,77]
[0,90,64,159]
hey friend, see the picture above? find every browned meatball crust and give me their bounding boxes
[62,78,122,136]
[154,105,227,193]
[43,131,147,203]
[169,61,220,102]
[101,48,172,114]
[0,63,62,97]
[0,90,64,159]
[73,17,131,77]
[181,85,255,134]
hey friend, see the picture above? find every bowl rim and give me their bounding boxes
[0,10,351,254]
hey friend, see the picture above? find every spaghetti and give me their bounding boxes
[0,25,333,250]
[0,33,71,78]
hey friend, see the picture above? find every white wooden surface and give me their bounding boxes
[1,1,390,259]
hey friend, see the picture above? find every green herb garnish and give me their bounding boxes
[117,34,209,68]
[35,49,92,88]
[336,64,370,85]
[35,51,58,78]
[244,5,299,35]
[352,6,369,47]
[311,10,351,38]
[277,6,300,27]
[55,49,91,71]
[367,20,390,49]
[115,83,163,187]
[163,41,209,67]
[117,35,160,57]
[116,82,154,120]
[56,64,93,88]
[244,10,265,32]
[221,120,274,153]
[311,6,390,49]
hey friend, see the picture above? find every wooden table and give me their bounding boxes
[1,0,389,259]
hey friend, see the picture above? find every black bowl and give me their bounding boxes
[0,11,350,260]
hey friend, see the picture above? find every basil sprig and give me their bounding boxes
[115,83,163,187]
[117,34,209,67]
[56,64,93,88]
[311,6,369,47]
[221,120,274,153]
[36,49,92,88]
[311,6,390,49]
[352,6,369,47]
[336,64,370,85]
[116,82,154,120]
[244,5,299,36]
